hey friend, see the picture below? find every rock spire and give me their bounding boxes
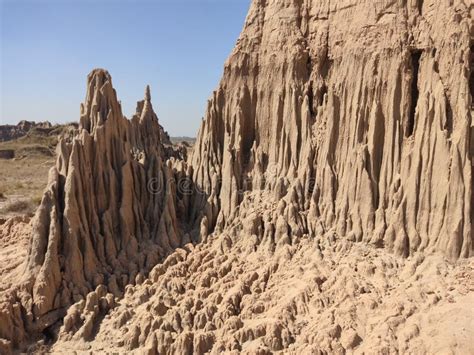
[0,69,191,347]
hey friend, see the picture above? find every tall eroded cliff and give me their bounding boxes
[192,0,473,260]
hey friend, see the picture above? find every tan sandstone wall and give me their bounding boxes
[191,0,473,260]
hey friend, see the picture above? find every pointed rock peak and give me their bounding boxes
[80,68,122,133]
[137,85,157,125]
[145,85,151,102]
[88,68,112,86]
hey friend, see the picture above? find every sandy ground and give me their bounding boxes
[0,188,471,354]
[46,222,474,354]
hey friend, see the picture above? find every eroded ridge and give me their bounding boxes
[0,69,195,350]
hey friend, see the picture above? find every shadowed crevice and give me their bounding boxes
[407,50,422,137]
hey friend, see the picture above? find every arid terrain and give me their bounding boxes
[0,0,473,354]
[0,123,76,219]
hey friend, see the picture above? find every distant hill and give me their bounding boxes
[169,136,196,145]
[0,120,74,142]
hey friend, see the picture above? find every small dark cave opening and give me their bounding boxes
[407,49,422,137]
[416,0,423,14]
[308,83,315,117]
[42,323,59,345]
[444,94,453,135]
[318,84,328,106]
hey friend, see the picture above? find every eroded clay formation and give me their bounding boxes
[192,0,473,260]
[0,69,196,349]
[0,0,473,353]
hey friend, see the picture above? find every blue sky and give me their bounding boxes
[0,0,250,136]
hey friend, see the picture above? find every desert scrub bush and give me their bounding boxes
[32,194,43,206]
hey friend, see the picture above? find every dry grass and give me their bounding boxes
[0,132,57,218]
[0,158,52,219]
[1,199,36,215]
[14,182,24,190]
[0,123,82,219]
[0,134,57,152]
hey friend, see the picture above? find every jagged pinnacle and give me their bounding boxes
[145,85,151,102]
[89,68,112,85]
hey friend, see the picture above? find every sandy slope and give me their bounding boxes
[46,191,473,354]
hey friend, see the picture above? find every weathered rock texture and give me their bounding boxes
[0,69,192,349]
[192,0,474,260]
[1,0,474,353]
